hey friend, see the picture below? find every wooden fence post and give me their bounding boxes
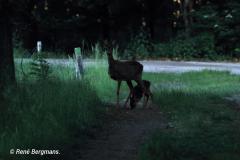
[74,47,84,79]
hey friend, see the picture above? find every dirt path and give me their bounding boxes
[74,105,167,160]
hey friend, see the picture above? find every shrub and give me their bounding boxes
[29,54,51,80]
[124,29,153,59]
[154,33,216,59]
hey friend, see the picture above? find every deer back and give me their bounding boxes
[108,60,143,81]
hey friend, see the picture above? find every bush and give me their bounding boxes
[29,54,52,80]
[154,33,216,59]
[192,0,240,56]
[124,29,153,59]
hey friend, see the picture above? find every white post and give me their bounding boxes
[37,41,42,53]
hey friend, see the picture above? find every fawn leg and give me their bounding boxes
[124,80,133,108]
[149,92,153,109]
[116,81,122,108]
[144,91,153,109]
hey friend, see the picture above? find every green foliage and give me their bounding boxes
[124,29,153,59]
[29,54,51,80]
[193,0,240,55]
[235,48,240,55]
[154,33,216,59]
[13,47,28,58]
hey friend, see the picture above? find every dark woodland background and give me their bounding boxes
[1,0,240,57]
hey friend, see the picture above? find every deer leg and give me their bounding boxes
[124,80,133,108]
[143,95,149,108]
[116,81,122,108]
[136,79,146,94]
[124,92,131,109]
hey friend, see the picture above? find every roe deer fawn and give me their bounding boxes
[128,80,153,109]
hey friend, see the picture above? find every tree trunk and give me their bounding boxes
[144,0,155,40]
[20,0,38,54]
[0,0,16,92]
[182,0,192,37]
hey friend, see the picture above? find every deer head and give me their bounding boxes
[104,40,116,62]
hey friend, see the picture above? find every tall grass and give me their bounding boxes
[0,63,105,160]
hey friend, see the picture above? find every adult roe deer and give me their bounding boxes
[106,48,144,108]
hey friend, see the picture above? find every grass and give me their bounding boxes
[2,58,240,160]
[0,63,105,160]
[139,71,240,160]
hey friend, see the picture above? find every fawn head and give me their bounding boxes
[130,94,141,109]
[130,80,152,109]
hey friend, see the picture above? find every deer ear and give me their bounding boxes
[111,40,116,46]
[103,40,110,51]
[103,39,109,46]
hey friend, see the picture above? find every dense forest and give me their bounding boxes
[1,0,240,57]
